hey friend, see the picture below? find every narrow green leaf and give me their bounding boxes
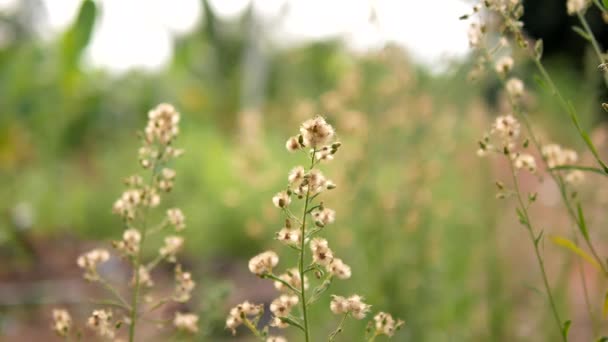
[576,203,590,241]
[279,316,305,332]
[572,26,592,41]
[562,320,572,338]
[551,236,601,271]
[603,0,608,9]
[533,74,548,91]
[603,290,608,317]
[534,230,544,247]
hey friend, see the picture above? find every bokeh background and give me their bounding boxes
[2,0,608,341]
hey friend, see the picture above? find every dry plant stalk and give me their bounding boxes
[51,104,198,341]
[226,116,403,342]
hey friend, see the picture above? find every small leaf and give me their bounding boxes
[562,320,571,338]
[550,236,601,271]
[572,26,592,41]
[534,39,544,60]
[576,203,590,241]
[533,74,548,91]
[534,230,544,247]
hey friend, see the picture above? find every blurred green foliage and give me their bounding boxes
[1,1,605,341]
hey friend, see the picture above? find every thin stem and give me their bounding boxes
[128,149,164,342]
[98,278,131,309]
[328,313,349,341]
[592,0,608,13]
[576,11,608,87]
[298,149,316,342]
[367,331,380,342]
[482,46,608,276]
[550,165,607,176]
[243,318,264,340]
[261,273,301,294]
[508,162,567,342]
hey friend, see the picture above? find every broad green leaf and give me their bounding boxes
[551,236,600,271]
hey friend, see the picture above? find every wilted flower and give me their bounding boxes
[285,136,302,152]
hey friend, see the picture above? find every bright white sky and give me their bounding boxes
[1,0,471,72]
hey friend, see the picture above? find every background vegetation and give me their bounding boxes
[1,0,607,341]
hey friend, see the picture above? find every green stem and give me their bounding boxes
[328,313,349,341]
[128,149,164,342]
[298,149,317,342]
[576,11,608,87]
[550,165,607,176]
[508,162,567,342]
[98,278,131,309]
[243,318,264,340]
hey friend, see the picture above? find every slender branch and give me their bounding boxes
[261,273,301,295]
[98,278,131,309]
[128,147,165,342]
[576,11,608,87]
[328,313,349,341]
[508,161,567,342]
[550,165,607,176]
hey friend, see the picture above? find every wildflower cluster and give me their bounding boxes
[463,1,608,341]
[52,104,198,341]
[227,116,402,341]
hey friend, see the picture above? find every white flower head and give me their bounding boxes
[248,250,279,275]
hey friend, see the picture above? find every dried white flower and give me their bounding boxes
[495,56,514,75]
[505,77,524,98]
[52,309,72,337]
[174,266,195,302]
[160,235,184,261]
[300,116,335,148]
[174,312,199,333]
[567,0,589,15]
[329,295,370,319]
[514,153,537,172]
[272,191,291,208]
[77,248,110,281]
[113,228,141,256]
[373,312,405,337]
[327,258,352,279]
[248,250,279,275]
[167,208,186,231]
[87,309,114,339]
[310,238,334,266]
